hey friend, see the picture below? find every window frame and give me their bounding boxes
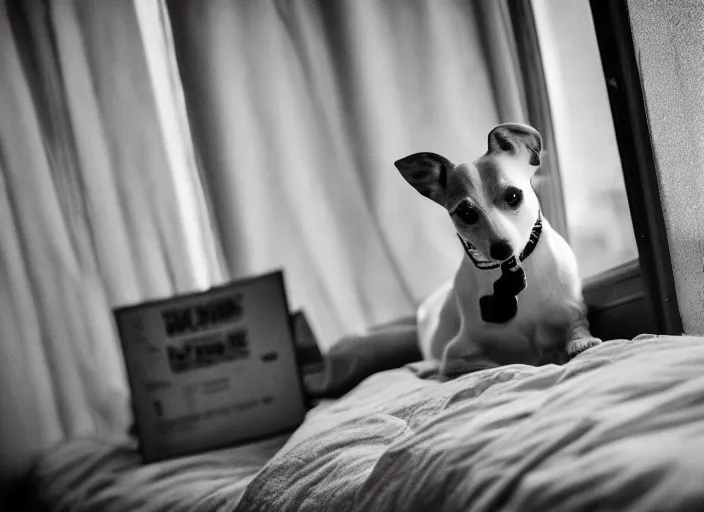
[585,0,682,336]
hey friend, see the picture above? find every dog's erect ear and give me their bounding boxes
[487,123,542,167]
[394,152,454,205]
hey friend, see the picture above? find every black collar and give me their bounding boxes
[457,213,543,271]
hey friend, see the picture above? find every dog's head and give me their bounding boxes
[395,123,542,263]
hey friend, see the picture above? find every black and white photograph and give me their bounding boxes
[0,1,701,511]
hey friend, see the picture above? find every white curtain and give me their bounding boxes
[0,0,226,494]
[0,0,525,495]
[167,0,508,350]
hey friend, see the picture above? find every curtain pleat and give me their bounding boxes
[0,2,104,470]
[0,0,226,490]
[166,0,514,348]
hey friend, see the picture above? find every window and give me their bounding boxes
[532,0,638,279]
[525,0,683,338]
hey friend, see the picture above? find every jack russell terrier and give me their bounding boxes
[395,123,602,377]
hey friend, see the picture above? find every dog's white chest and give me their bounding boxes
[419,226,580,367]
[463,267,568,363]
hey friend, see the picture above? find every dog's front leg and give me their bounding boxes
[565,303,602,358]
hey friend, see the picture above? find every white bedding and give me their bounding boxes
[236,335,704,511]
[20,434,289,511]
[23,334,704,511]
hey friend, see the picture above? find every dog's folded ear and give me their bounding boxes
[394,152,454,205]
[487,123,542,167]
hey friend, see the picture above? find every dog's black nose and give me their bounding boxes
[490,241,513,261]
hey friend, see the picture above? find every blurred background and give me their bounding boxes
[0,0,636,500]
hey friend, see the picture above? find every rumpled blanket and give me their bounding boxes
[19,334,704,512]
[14,434,289,512]
[236,334,704,512]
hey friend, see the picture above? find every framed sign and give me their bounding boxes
[114,271,307,462]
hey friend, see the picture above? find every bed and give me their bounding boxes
[16,333,704,511]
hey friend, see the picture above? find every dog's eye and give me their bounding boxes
[504,189,523,208]
[454,204,479,225]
